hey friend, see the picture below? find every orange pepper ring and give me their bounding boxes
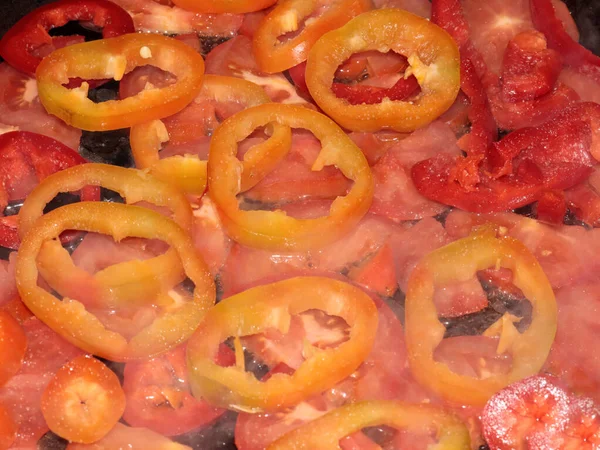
[207,103,374,251]
[18,163,193,308]
[36,33,205,131]
[267,400,471,449]
[16,202,215,362]
[130,75,292,195]
[186,276,378,413]
[171,0,276,14]
[253,0,372,73]
[405,230,558,407]
[305,8,461,132]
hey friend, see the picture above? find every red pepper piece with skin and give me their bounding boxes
[0,131,99,250]
[0,0,134,77]
[536,190,567,225]
[501,31,563,102]
[530,0,600,71]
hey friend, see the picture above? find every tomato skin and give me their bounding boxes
[41,355,126,444]
[0,403,16,450]
[0,311,26,387]
[122,344,234,436]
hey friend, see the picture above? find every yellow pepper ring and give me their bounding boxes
[208,103,374,251]
[186,276,378,413]
[267,400,471,449]
[305,8,461,132]
[16,202,215,362]
[18,163,193,308]
[130,75,292,195]
[405,230,558,406]
[36,33,205,131]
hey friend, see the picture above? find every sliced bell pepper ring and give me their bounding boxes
[0,131,99,250]
[18,163,193,309]
[404,229,558,406]
[267,400,471,449]
[36,33,205,132]
[207,103,374,251]
[171,0,277,14]
[0,0,134,77]
[305,9,461,133]
[130,75,292,196]
[15,201,215,362]
[253,0,372,74]
[186,276,378,413]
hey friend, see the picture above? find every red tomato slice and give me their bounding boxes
[0,312,26,387]
[0,403,16,450]
[41,355,126,444]
[122,343,234,436]
[66,422,192,450]
[347,243,398,298]
[462,0,578,75]
[369,121,460,222]
[0,254,17,309]
[205,35,307,104]
[0,63,81,150]
[482,375,600,450]
[243,132,351,204]
[0,317,84,448]
[108,0,243,35]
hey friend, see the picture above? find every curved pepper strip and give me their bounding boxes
[267,400,471,449]
[36,34,205,131]
[172,0,276,14]
[18,163,193,309]
[253,0,372,74]
[186,276,378,413]
[208,103,374,251]
[130,75,292,195]
[0,0,134,77]
[404,229,558,406]
[530,0,600,70]
[15,202,215,362]
[305,9,460,133]
[0,131,99,250]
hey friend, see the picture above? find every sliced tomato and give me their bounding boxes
[372,0,431,17]
[0,312,26,387]
[205,35,307,104]
[0,317,84,448]
[107,0,243,35]
[41,355,126,444]
[122,343,234,436]
[347,244,398,298]
[243,132,352,204]
[559,67,600,104]
[432,277,488,318]
[482,375,600,450]
[461,0,578,75]
[0,254,17,308]
[565,168,600,227]
[546,283,600,403]
[66,422,192,450]
[0,63,81,150]
[369,121,460,222]
[218,214,395,297]
[0,403,16,450]
[389,217,451,290]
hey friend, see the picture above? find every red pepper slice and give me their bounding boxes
[0,131,99,250]
[530,0,600,70]
[0,0,134,77]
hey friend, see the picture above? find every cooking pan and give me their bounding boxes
[0,0,599,449]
